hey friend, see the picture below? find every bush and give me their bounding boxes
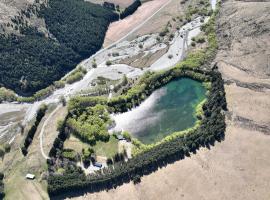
[54,81,65,89]
[62,149,78,161]
[4,144,11,153]
[197,37,206,43]
[92,62,97,68]
[0,87,17,103]
[122,131,131,141]
[59,96,66,106]
[106,60,112,66]
[65,67,87,84]
[112,52,119,57]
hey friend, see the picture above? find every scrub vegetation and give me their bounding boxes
[63,66,87,84]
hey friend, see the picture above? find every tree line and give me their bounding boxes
[120,0,142,19]
[21,104,47,156]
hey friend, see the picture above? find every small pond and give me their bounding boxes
[111,78,206,144]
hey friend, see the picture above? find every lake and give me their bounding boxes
[111,78,206,144]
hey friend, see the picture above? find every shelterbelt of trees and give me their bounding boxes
[120,0,142,19]
[21,104,47,156]
[0,0,118,96]
[46,6,225,197]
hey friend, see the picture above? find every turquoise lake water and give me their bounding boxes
[112,78,206,144]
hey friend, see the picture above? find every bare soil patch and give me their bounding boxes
[119,46,169,69]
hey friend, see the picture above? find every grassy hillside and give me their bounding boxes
[0,0,117,96]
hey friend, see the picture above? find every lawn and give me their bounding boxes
[64,135,118,158]
[93,136,118,158]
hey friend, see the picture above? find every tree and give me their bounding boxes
[106,158,113,165]
[0,149,4,160]
[106,60,112,66]
[21,146,27,156]
[92,61,97,68]
[132,175,141,184]
[122,75,128,86]
[59,96,66,106]
[4,144,10,153]
[122,131,131,141]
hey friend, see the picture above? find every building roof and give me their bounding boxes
[116,134,124,140]
[26,174,35,179]
[93,162,102,168]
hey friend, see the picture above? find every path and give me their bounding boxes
[39,105,62,159]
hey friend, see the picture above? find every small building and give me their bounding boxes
[93,162,102,168]
[116,134,124,140]
[26,174,35,180]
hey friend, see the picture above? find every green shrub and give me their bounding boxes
[62,149,78,161]
[122,131,131,141]
[106,60,112,66]
[0,87,17,103]
[4,144,11,153]
[54,81,65,89]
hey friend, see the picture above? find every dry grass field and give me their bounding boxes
[103,0,172,46]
